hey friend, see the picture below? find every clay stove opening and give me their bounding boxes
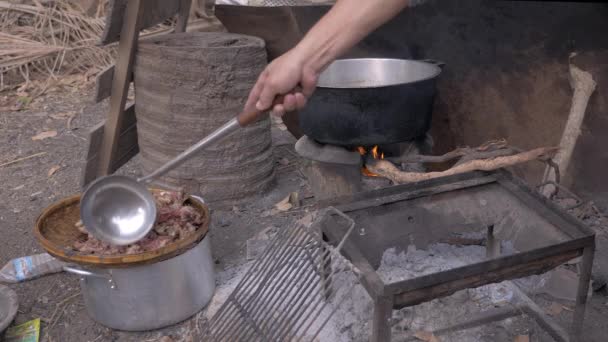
[295,135,432,200]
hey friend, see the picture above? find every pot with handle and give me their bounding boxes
[299,58,444,147]
[64,196,215,331]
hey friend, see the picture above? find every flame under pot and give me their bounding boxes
[299,58,442,146]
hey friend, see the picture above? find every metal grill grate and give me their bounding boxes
[202,208,358,342]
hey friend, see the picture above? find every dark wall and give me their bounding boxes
[397,1,608,208]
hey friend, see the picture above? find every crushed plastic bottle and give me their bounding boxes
[0,253,66,283]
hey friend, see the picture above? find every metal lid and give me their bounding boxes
[317,58,442,89]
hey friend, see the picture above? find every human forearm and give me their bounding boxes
[244,0,411,115]
[294,0,411,73]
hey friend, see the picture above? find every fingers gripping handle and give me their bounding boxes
[236,87,302,126]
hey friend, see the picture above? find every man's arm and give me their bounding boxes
[244,0,411,116]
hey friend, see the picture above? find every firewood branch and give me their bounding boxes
[386,139,512,165]
[368,146,558,184]
[540,62,596,197]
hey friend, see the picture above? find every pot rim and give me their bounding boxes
[317,58,442,89]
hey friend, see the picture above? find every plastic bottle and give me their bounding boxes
[0,253,65,283]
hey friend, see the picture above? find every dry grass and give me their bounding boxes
[0,0,177,99]
[0,0,114,95]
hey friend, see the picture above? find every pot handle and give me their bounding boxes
[420,59,446,69]
[63,265,116,289]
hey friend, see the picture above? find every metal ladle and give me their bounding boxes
[80,102,273,245]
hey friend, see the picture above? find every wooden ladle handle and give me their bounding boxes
[236,87,302,126]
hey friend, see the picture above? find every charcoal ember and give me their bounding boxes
[72,190,202,255]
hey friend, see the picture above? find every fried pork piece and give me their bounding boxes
[75,220,87,234]
[73,190,202,255]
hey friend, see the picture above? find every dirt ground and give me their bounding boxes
[2,85,608,341]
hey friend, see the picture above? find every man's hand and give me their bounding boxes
[244,48,319,117]
[243,0,411,118]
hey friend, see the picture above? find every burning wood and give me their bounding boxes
[357,145,385,177]
[366,141,558,184]
[73,190,204,255]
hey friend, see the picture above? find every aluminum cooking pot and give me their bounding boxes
[299,58,443,146]
[63,196,215,331]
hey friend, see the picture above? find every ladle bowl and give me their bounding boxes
[80,175,156,245]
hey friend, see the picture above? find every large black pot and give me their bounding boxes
[299,58,442,146]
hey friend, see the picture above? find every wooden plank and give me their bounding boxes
[572,245,595,341]
[94,65,135,104]
[388,236,592,295]
[100,0,181,45]
[95,0,193,104]
[392,249,582,309]
[82,105,139,187]
[81,121,105,187]
[97,0,144,177]
[94,65,114,103]
[320,173,497,213]
[371,296,394,342]
[175,0,192,33]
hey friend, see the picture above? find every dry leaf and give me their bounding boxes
[49,111,76,120]
[31,130,57,140]
[545,302,565,316]
[414,330,440,342]
[67,114,77,130]
[47,165,61,177]
[513,335,530,342]
[274,195,293,212]
[49,111,78,129]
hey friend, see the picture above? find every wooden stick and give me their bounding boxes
[368,147,558,184]
[541,62,597,197]
[96,0,144,177]
[175,0,192,33]
[387,139,509,164]
[0,152,46,167]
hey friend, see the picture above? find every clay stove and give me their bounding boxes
[295,134,432,201]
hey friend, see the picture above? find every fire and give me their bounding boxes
[371,146,384,160]
[361,167,379,177]
[356,145,384,177]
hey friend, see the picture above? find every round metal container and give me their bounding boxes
[35,193,215,331]
[64,235,215,331]
[299,58,443,146]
